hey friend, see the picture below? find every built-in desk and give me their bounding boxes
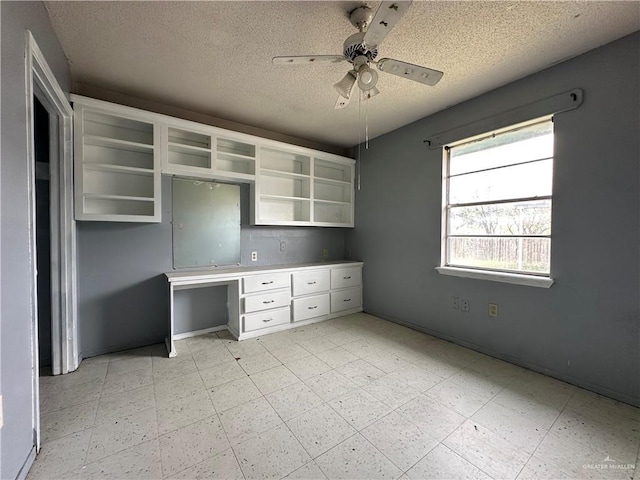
[165,261,363,357]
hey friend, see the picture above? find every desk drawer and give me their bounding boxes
[331,287,362,313]
[292,293,330,322]
[244,290,290,313]
[243,307,290,333]
[292,270,330,297]
[331,267,362,290]
[244,272,290,294]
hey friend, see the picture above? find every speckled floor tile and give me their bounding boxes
[286,403,356,458]
[167,449,244,480]
[264,343,312,364]
[159,415,231,477]
[198,361,247,389]
[406,443,492,480]
[266,382,324,421]
[95,384,155,425]
[40,377,103,413]
[285,355,331,380]
[328,388,392,430]
[284,461,328,479]
[26,430,92,480]
[233,423,311,479]
[304,370,358,402]
[335,359,385,387]
[444,419,530,480]
[218,397,282,445]
[298,336,339,355]
[85,407,158,464]
[193,346,237,371]
[154,371,208,403]
[237,351,282,376]
[314,433,402,480]
[208,376,262,412]
[314,346,359,368]
[71,439,161,480]
[250,365,300,395]
[157,391,216,435]
[397,394,466,442]
[40,399,98,442]
[363,373,420,409]
[361,411,439,471]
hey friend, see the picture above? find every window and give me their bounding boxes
[440,118,554,283]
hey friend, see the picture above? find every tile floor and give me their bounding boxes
[29,313,640,480]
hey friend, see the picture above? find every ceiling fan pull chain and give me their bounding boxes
[365,93,370,150]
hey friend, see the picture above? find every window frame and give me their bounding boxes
[436,117,555,288]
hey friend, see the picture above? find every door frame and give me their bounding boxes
[25,31,78,449]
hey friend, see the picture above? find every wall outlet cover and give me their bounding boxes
[461,299,470,313]
[251,251,258,261]
[488,303,499,317]
[451,296,460,310]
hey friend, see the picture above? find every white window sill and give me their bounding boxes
[436,266,554,288]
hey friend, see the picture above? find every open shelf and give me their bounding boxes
[217,152,255,176]
[314,201,352,224]
[84,169,155,198]
[314,159,352,183]
[259,197,311,222]
[84,111,153,145]
[83,139,154,170]
[84,196,156,217]
[261,147,311,175]
[260,172,310,199]
[314,179,351,203]
[168,128,211,149]
[218,137,255,157]
[84,163,154,176]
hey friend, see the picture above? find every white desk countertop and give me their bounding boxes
[165,260,363,283]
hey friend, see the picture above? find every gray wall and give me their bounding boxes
[0,2,71,478]
[346,32,640,406]
[77,178,347,356]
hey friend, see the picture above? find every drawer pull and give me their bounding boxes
[262,300,275,304]
[261,281,274,285]
[343,276,351,280]
[262,318,272,323]
[307,281,316,285]
[343,298,351,302]
[308,305,318,310]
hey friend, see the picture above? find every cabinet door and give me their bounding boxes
[330,288,362,313]
[74,105,161,222]
[292,293,330,322]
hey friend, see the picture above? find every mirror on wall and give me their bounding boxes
[172,178,240,268]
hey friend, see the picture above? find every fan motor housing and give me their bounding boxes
[343,32,378,62]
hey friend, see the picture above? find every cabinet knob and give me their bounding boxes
[308,305,318,310]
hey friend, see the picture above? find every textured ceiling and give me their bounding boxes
[44,1,639,149]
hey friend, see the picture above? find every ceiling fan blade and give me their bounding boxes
[334,95,350,109]
[377,58,444,86]
[362,1,412,49]
[272,55,346,65]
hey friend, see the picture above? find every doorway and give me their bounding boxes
[34,96,53,370]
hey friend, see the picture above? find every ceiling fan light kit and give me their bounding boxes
[273,1,444,109]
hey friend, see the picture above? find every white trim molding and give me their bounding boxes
[436,266,554,288]
[25,30,78,452]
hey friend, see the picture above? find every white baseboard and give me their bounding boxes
[173,325,228,340]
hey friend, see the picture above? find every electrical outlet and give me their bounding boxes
[451,296,460,310]
[251,251,258,262]
[488,303,499,317]
[461,299,470,313]
[280,241,286,252]
[322,248,329,258]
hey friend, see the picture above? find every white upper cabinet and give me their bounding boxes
[162,125,257,182]
[73,99,161,222]
[252,146,355,227]
[72,95,354,226]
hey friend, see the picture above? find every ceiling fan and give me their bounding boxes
[273,1,444,109]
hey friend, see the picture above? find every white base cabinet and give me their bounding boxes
[165,261,363,354]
